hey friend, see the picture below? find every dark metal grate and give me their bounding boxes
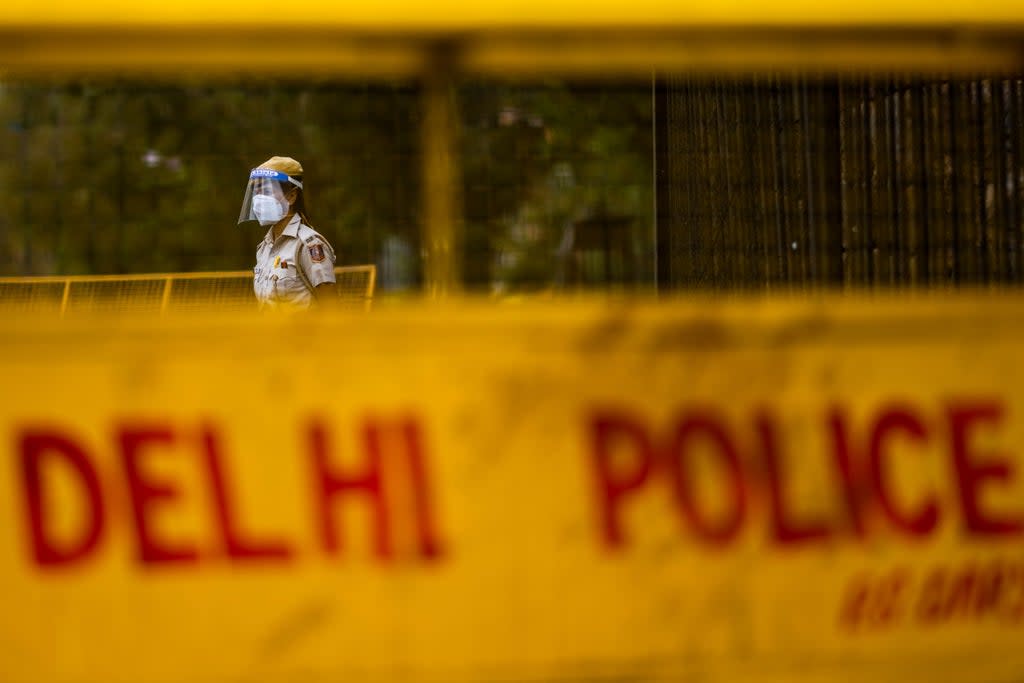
[656,75,1024,291]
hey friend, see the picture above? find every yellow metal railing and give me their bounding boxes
[0,265,376,314]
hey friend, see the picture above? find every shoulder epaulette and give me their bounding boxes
[296,223,336,255]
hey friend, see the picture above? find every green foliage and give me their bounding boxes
[459,82,654,292]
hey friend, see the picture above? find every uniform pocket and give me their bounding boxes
[273,274,308,304]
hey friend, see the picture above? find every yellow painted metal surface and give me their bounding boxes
[1,31,1018,77]
[422,69,463,297]
[2,2,1023,77]
[3,0,1024,27]
[2,295,1024,682]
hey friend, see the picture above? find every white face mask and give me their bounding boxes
[252,194,288,226]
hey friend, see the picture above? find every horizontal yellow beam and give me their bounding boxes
[460,30,1024,75]
[2,2,1023,76]
[4,0,1024,28]
[0,29,430,77]
[1,27,1021,76]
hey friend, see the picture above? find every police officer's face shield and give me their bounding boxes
[237,169,302,226]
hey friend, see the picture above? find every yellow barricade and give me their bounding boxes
[1,295,1024,683]
[0,265,377,314]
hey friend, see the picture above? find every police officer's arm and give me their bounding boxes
[297,238,337,303]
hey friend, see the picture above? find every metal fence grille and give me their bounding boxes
[656,75,1024,290]
[1,79,659,294]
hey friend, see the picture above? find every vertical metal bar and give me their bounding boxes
[973,79,991,284]
[654,73,672,293]
[391,87,410,289]
[844,78,864,288]
[160,277,173,314]
[857,78,873,287]
[86,88,98,272]
[1007,79,1024,282]
[912,79,931,286]
[968,78,984,283]
[421,44,462,297]
[788,80,806,287]
[686,77,705,288]
[365,265,377,312]
[115,90,126,273]
[714,78,736,288]
[694,79,715,288]
[768,76,787,287]
[699,79,719,288]
[20,86,32,274]
[990,78,1009,282]
[60,279,71,317]
[751,77,773,289]
[938,80,958,287]
[791,78,807,287]
[737,78,753,290]
[922,80,937,285]
[0,90,11,269]
[738,79,761,290]
[797,78,810,287]
[818,78,844,287]
[51,86,66,272]
[877,76,894,286]
[948,80,964,286]
[775,77,794,287]
[741,80,756,289]
[698,78,715,288]
[866,80,881,286]
[799,76,816,285]
[891,77,905,285]
[837,78,851,289]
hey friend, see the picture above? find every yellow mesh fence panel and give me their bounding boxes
[0,281,66,314]
[332,265,377,310]
[165,275,257,313]
[0,265,376,314]
[64,279,168,315]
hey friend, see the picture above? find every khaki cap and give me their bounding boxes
[257,156,304,177]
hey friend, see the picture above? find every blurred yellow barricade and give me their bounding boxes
[2,294,1024,682]
[0,265,376,314]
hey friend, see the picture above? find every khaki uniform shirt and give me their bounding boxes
[253,214,336,309]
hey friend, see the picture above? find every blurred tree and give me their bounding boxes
[459,81,654,293]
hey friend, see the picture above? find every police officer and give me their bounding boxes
[237,156,336,309]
